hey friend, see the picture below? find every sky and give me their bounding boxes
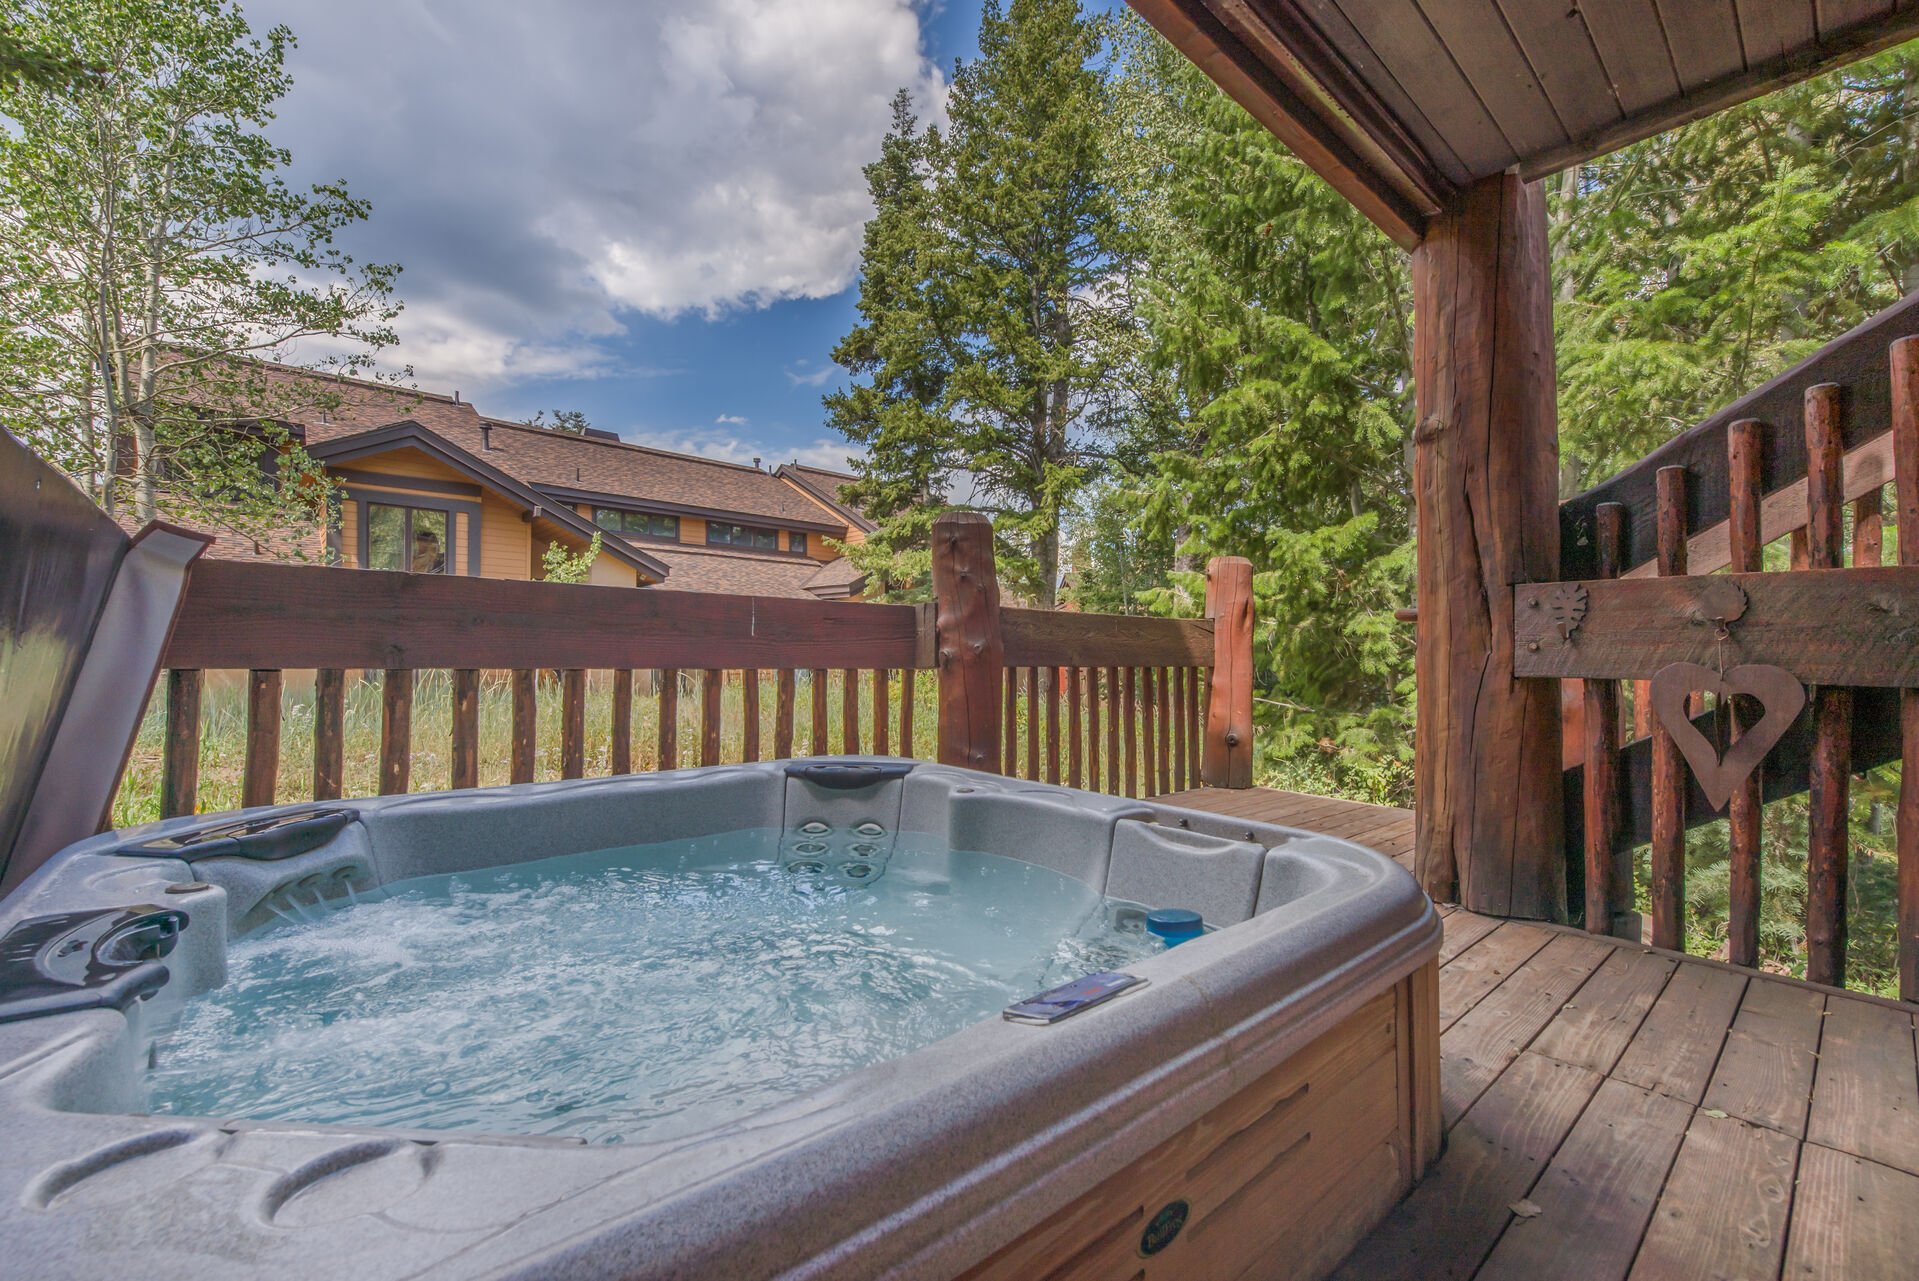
[244,0,1036,473]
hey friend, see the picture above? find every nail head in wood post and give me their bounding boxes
[1202,556,1255,789]
[931,512,1003,772]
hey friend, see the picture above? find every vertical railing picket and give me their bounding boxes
[451,669,480,789]
[1648,467,1689,952]
[243,669,282,809]
[1804,383,1852,987]
[162,668,203,818]
[1726,422,1765,966]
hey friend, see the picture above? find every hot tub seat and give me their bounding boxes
[0,759,1440,1281]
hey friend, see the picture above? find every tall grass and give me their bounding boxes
[112,669,952,829]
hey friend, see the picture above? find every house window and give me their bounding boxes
[592,507,679,540]
[707,522,779,550]
[366,503,448,574]
[787,531,811,556]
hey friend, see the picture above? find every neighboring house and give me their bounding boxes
[176,363,873,599]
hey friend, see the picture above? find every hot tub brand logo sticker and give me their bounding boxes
[1139,1199,1189,1256]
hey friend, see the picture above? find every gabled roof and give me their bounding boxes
[306,421,671,580]
[776,463,877,533]
[236,361,865,531]
[641,544,865,599]
[1132,0,1919,248]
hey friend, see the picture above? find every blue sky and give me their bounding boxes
[248,0,1117,472]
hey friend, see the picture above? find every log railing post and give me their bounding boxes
[1894,334,1919,1002]
[1411,170,1564,919]
[1201,556,1255,788]
[931,512,1004,772]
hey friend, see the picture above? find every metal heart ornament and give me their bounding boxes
[1648,662,1806,812]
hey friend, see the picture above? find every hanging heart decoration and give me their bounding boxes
[1648,662,1806,812]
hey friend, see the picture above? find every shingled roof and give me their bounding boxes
[643,544,864,599]
[233,362,857,530]
[776,463,876,532]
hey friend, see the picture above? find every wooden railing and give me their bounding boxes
[1530,298,1919,1000]
[133,512,1255,818]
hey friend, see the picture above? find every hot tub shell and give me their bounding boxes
[0,759,1440,1281]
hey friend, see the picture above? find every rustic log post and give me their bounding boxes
[1411,172,1564,918]
[1582,503,1626,935]
[1649,466,1689,952]
[1893,335,1919,1001]
[1201,556,1255,788]
[1804,382,1851,987]
[1726,421,1765,969]
[931,512,1004,772]
[511,669,538,783]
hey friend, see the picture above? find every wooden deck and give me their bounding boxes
[1156,787,1919,1281]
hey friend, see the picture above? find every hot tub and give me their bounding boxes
[0,759,1440,1281]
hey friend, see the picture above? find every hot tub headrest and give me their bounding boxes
[115,808,356,864]
[783,762,915,791]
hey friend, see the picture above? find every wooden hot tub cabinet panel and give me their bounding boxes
[959,960,1442,1281]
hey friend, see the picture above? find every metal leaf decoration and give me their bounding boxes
[1542,583,1589,642]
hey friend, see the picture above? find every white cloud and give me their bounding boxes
[248,0,944,388]
[714,413,750,426]
[784,360,838,387]
[629,425,863,473]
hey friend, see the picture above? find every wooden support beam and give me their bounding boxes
[1894,334,1919,1002]
[1411,171,1564,919]
[1202,557,1255,788]
[931,512,1004,773]
[1514,565,1919,685]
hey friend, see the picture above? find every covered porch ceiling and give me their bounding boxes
[1131,0,1919,247]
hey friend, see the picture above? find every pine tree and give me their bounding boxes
[828,0,1131,606]
[824,89,953,598]
[1105,19,1416,798]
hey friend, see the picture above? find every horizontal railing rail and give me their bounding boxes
[1560,289,1919,580]
[124,514,1254,826]
[1531,325,1919,1002]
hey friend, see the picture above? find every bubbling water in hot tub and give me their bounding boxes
[142,824,1160,1145]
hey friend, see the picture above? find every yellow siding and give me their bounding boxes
[679,517,706,545]
[587,554,639,587]
[480,491,532,579]
[805,531,841,560]
[339,497,358,566]
[339,447,470,484]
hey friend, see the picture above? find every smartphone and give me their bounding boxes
[1002,972,1147,1025]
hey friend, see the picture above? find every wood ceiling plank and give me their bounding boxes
[1281,0,1473,184]
[1819,0,1900,39]
[1581,0,1683,118]
[1494,0,1624,140]
[1413,0,1569,156]
[1655,0,1747,92]
[1738,0,1818,63]
[1332,0,1517,176]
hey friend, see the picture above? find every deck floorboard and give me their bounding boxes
[1152,785,1919,1281]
